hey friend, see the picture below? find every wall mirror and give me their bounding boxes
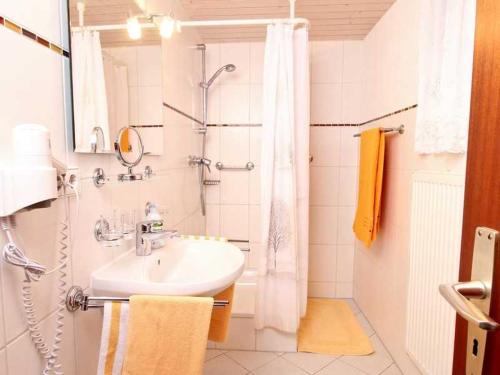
[66,0,164,155]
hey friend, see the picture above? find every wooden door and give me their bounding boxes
[452,0,500,373]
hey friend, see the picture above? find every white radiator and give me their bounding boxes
[406,172,465,375]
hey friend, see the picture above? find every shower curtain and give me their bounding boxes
[71,30,110,152]
[256,23,310,333]
[415,0,476,154]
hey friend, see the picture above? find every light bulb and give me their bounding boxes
[160,16,175,39]
[127,17,141,40]
[176,21,182,33]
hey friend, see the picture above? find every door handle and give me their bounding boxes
[439,281,500,331]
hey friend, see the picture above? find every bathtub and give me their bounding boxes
[232,268,257,317]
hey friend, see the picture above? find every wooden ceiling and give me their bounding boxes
[181,0,396,42]
[68,0,395,46]
[69,0,160,47]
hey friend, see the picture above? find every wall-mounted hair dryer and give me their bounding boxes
[0,124,58,217]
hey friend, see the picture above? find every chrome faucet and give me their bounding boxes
[135,219,179,256]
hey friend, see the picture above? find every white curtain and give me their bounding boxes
[103,54,129,143]
[415,0,476,154]
[256,24,310,333]
[71,30,110,152]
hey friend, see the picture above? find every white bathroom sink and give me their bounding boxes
[91,238,245,297]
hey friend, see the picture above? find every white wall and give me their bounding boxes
[105,44,164,155]
[354,0,467,373]
[203,41,361,298]
[0,1,202,373]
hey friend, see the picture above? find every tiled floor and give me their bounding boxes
[204,300,402,375]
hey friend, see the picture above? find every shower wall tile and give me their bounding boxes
[310,206,338,245]
[338,167,358,206]
[220,205,249,240]
[248,205,261,243]
[249,127,262,166]
[250,84,263,123]
[138,85,163,124]
[220,127,250,165]
[206,204,221,236]
[337,245,355,282]
[250,42,265,84]
[221,173,249,205]
[249,166,261,205]
[220,43,250,84]
[220,84,250,123]
[308,282,336,298]
[137,45,162,86]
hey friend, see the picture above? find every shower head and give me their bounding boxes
[205,64,237,87]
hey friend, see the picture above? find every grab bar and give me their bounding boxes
[353,124,405,137]
[66,286,229,311]
[215,161,254,171]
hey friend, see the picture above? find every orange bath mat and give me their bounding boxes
[298,298,374,356]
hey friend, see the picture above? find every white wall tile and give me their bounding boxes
[309,245,337,282]
[248,205,261,243]
[249,127,262,166]
[220,127,250,165]
[337,206,355,245]
[310,167,339,206]
[311,84,342,123]
[338,167,358,206]
[249,166,261,205]
[311,41,343,84]
[137,45,162,86]
[342,83,362,124]
[336,283,353,298]
[343,41,364,84]
[220,173,249,205]
[220,205,248,240]
[310,128,341,167]
[138,85,163,124]
[220,85,250,124]
[220,43,250,84]
[308,282,336,298]
[340,127,360,167]
[250,84,263,123]
[310,206,338,245]
[337,245,355,282]
[205,205,221,236]
[250,42,265,84]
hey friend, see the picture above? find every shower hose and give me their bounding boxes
[0,181,79,375]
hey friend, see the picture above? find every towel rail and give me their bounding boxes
[353,124,405,137]
[66,286,229,311]
[215,161,254,171]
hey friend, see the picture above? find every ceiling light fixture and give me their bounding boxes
[126,17,141,40]
[159,16,176,39]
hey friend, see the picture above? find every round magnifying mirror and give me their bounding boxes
[114,127,144,181]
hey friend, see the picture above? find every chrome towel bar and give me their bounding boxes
[353,124,405,137]
[66,286,229,311]
[215,161,254,171]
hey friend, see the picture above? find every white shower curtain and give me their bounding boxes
[71,30,111,152]
[415,0,476,154]
[256,24,310,333]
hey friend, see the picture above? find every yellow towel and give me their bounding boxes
[208,285,235,342]
[122,295,214,375]
[353,128,385,247]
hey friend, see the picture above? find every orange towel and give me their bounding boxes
[208,285,235,342]
[353,128,385,247]
[122,295,213,375]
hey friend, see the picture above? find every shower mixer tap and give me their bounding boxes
[189,155,212,173]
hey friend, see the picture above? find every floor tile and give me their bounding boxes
[204,354,248,375]
[340,335,393,375]
[381,364,403,374]
[205,349,225,362]
[355,312,375,337]
[252,357,308,375]
[316,360,366,375]
[343,299,360,314]
[282,352,339,374]
[225,350,277,371]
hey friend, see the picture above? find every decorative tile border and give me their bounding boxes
[0,14,70,57]
[131,124,164,128]
[206,105,418,128]
[359,104,418,126]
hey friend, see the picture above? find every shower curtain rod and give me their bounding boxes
[71,17,310,32]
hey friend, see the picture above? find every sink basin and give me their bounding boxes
[91,238,245,297]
